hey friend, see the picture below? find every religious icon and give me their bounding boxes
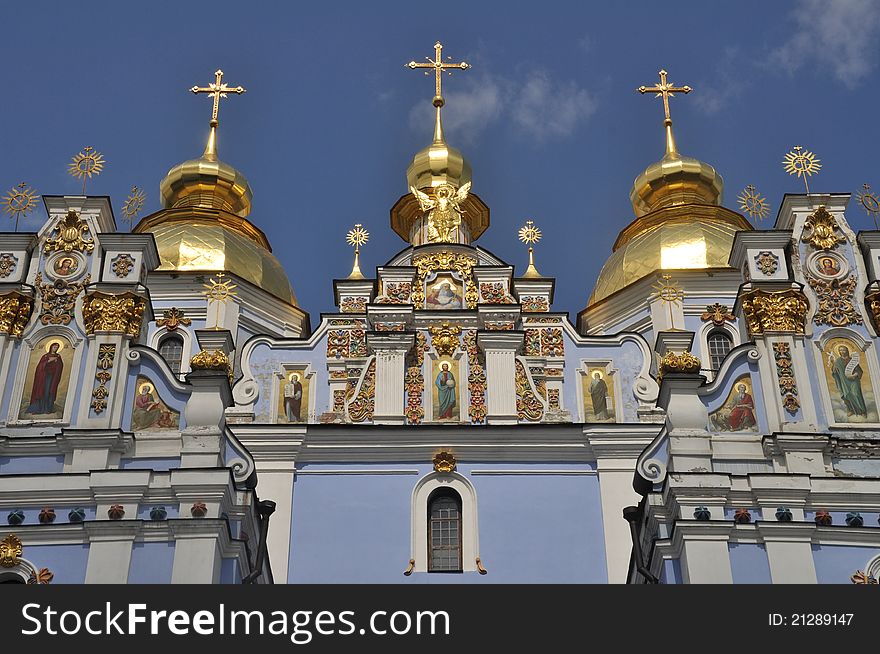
[583,368,615,422]
[433,359,459,421]
[823,339,878,423]
[425,276,463,310]
[19,337,72,420]
[283,373,304,422]
[52,256,78,277]
[815,256,840,277]
[709,375,758,432]
[131,376,180,431]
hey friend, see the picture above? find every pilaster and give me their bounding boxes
[366,331,415,425]
[477,331,524,424]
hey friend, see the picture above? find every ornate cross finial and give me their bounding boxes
[738,184,770,224]
[857,183,880,229]
[121,186,146,226]
[518,219,543,278]
[202,272,238,329]
[3,182,39,232]
[783,145,821,195]
[653,273,685,329]
[406,41,471,142]
[638,69,692,155]
[68,146,106,195]
[190,69,246,160]
[346,223,369,280]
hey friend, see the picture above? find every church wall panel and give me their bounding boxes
[811,544,879,584]
[23,544,90,584]
[128,541,175,584]
[728,543,771,583]
[0,455,65,474]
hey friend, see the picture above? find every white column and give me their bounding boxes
[256,466,296,583]
[367,333,414,425]
[758,524,818,583]
[596,462,641,583]
[170,523,224,583]
[680,537,733,584]
[478,332,524,424]
[84,523,139,583]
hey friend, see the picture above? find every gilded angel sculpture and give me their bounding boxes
[410,182,471,242]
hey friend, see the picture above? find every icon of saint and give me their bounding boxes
[284,373,304,422]
[435,362,456,420]
[727,383,756,430]
[831,345,867,418]
[589,371,610,420]
[26,342,64,415]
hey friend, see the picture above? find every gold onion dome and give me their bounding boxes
[588,85,750,307]
[406,96,472,191]
[135,124,296,304]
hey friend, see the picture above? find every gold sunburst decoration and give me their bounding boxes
[652,273,685,328]
[857,183,880,229]
[738,184,770,224]
[202,272,237,329]
[782,145,821,194]
[345,223,369,280]
[68,146,106,194]
[3,182,39,232]
[518,219,543,278]
[121,186,146,225]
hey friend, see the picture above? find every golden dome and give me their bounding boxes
[135,208,296,304]
[160,153,253,217]
[406,101,472,191]
[630,150,723,217]
[588,204,751,306]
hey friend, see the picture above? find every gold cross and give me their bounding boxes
[190,69,246,128]
[406,41,470,104]
[638,69,691,125]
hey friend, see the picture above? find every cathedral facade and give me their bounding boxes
[1,53,879,585]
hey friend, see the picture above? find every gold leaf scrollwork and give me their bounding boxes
[44,210,95,254]
[700,303,736,326]
[0,292,34,337]
[0,534,23,568]
[429,322,461,356]
[35,272,91,326]
[190,349,233,382]
[82,292,146,338]
[772,342,800,415]
[405,332,429,425]
[801,205,846,250]
[807,275,862,327]
[739,289,808,336]
[657,351,702,381]
[411,251,478,309]
[91,344,116,414]
[463,331,487,424]
[347,359,376,423]
[515,359,544,422]
[156,307,192,331]
[432,450,457,473]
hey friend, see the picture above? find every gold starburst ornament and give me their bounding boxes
[121,186,146,225]
[738,184,770,224]
[202,272,237,329]
[3,182,39,232]
[346,223,369,280]
[518,219,543,278]
[653,273,685,329]
[857,183,880,229]
[782,145,821,194]
[68,146,106,194]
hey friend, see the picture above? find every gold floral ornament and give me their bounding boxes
[432,450,457,473]
[652,273,685,328]
[737,184,770,224]
[202,272,237,329]
[857,183,880,229]
[782,145,821,195]
[345,223,369,280]
[121,186,146,226]
[3,182,38,232]
[801,205,846,250]
[429,322,462,356]
[518,219,543,278]
[156,307,191,331]
[657,351,702,381]
[44,209,95,253]
[68,146,106,195]
[190,348,233,382]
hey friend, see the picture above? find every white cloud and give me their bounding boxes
[408,70,595,143]
[511,72,597,141]
[693,47,746,115]
[770,0,880,88]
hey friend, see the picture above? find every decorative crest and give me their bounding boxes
[121,186,146,225]
[432,450,457,474]
[68,146,105,194]
[700,303,736,326]
[2,182,39,232]
[202,272,237,329]
[190,69,246,160]
[783,145,821,194]
[44,210,95,253]
[857,183,880,229]
[517,219,543,278]
[345,223,369,280]
[638,69,692,155]
[156,307,192,331]
[429,322,462,356]
[0,534,23,568]
[737,184,770,223]
[801,205,846,250]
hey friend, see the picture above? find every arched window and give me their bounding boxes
[428,488,463,572]
[159,335,184,376]
[707,330,733,372]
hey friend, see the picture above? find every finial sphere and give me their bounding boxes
[433,95,445,108]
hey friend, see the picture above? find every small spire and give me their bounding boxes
[518,220,543,278]
[664,118,677,157]
[523,247,542,278]
[433,96,446,144]
[346,223,369,280]
[203,125,218,161]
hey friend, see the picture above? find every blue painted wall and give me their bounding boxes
[120,457,181,471]
[728,543,771,583]
[0,455,64,474]
[812,544,880,584]
[220,557,240,584]
[128,542,175,583]
[288,462,605,584]
[23,544,90,584]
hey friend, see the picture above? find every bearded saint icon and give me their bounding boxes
[410,182,471,243]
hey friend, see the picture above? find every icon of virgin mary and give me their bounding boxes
[26,342,64,415]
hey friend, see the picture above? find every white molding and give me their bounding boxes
[469,469,596,476]
[295,469,419,475]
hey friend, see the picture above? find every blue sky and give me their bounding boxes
[3,1,880,318]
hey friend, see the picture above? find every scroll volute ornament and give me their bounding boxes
[738,289,809,336]
[44,210,95,254]
[0,292,35,337]
[801,205,846,250]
